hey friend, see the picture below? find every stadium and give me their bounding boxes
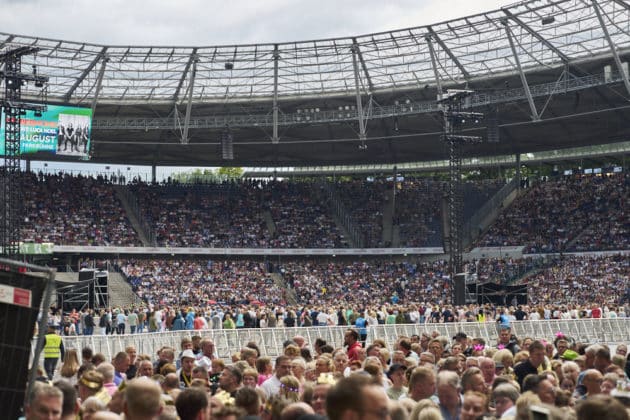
[1,0,629,418]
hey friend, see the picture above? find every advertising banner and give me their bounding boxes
[0,105,92,159]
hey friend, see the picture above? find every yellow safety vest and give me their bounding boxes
[44,333,62,359]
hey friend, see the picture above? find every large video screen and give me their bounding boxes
[0,104,93,159]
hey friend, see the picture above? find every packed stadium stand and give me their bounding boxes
[20,172,142,246]
[475,173,629,253]
[3,0,630,417]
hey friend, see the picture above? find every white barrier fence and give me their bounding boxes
[34,318,630,364]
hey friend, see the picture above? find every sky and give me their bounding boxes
[0,0,512,46]
[1,0,513,178]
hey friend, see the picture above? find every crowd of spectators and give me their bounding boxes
[132,180,347,248]
[281,259,452,308]
[394,179,445,247]
[477,173,629,253]
[334,179,387,247]
[525,255,629,307]
[265,182,347,248]
[20,172,141,246]
[12,170,628,253]
[100,254,630,334]
[120,258,287,309]
[132,182,271,248]
[36,307,630,420]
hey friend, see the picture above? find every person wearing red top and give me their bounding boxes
[193,313,206,330]
[345,329,362,363]
[591,305,602,318]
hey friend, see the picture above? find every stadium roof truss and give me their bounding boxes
[1,0,630,166]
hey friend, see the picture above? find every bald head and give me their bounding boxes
[124,377,163,419]
[281,402,315,420]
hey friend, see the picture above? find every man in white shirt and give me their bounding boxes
[261,355,293,398]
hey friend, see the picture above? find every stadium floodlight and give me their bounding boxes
[541,16,555,25]
[438,89,475,104]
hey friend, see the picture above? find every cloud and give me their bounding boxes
[0,0,509,46]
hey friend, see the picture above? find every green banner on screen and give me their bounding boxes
[0,105,92,159]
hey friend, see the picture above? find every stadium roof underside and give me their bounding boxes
[2,0,630,167]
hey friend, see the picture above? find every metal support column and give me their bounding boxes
[351,42,367,148]
[592,0,630,96]
[438,90,483,299]
[0,47,47,258]
[503,20,539,121]
[515,153,521,189]
[2,68,22,258]
[90,54,109,116]
[425,35,443,100]
[182,54,199,144]
[272,45,280,144]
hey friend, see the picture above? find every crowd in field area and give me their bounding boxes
[476,173,629,253]
[20,171,142,246]
[53,254,629,339]
[280,259,452,307]
[35,314,630,420]
[115,254,627,321]
[120,259,287,310]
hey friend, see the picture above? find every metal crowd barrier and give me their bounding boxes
[33,318,630,364]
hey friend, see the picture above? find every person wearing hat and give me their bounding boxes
[43,324,65,380]
[561,350,579,361]
[386,364,408,400]
[78,370,111,405]
[177,349,197,388]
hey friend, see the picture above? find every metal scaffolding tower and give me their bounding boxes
[0,46,47,258]
[439,90,483,291]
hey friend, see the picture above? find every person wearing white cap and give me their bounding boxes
[177,349,197,388]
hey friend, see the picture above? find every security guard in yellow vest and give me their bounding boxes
[43,325,64,380]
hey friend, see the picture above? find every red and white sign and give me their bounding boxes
[0,284,32,308]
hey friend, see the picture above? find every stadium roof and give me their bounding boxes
[2,0,630,167]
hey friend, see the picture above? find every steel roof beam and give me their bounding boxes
[502,9,570,63]
[351,42,367,143]
[352,38,374,93]
[592,0,630,96]
[427,27,470,80]
[503,20,540,121]
[172,48,198,105]
[181,54,199,144]
[90,54,110,116]
[425,35,443,100]
[0,35,15,50]
[64,46,108,102]
[610,0,630,10]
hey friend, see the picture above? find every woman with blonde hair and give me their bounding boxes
[279,375,301,402]
[314,355,333,377]
[59,348,81,385]
[409,399,441,420]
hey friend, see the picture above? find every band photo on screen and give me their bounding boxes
[57,113,91,158]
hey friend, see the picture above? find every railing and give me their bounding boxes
[92,73,628,130]
[35,318,630,364]
[463,177,520,247]
[320,181,364,248]
[115,186,156,246]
